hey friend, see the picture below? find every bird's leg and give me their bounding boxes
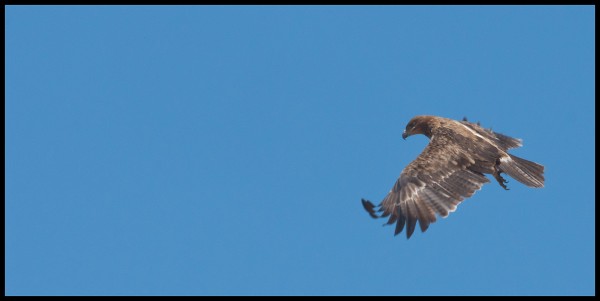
[493,168,509,190]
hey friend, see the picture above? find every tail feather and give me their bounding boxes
[499,154,545,188]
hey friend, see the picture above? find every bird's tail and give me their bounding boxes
[498,154,545,188]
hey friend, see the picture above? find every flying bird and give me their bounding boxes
[361,115,544,239]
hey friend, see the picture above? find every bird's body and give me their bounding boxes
[362,115,544,239]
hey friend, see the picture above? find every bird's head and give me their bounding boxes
[402,115,435,140]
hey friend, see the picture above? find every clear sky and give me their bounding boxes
[5,5,595,296]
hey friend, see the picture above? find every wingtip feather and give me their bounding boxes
[361,198,380,219]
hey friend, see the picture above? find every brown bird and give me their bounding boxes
[361,115,544,239]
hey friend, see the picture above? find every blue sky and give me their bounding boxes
[5,6,594,296]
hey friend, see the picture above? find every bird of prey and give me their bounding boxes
[361,115,544,239]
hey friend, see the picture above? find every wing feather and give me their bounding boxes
[375,136,490,238]
[461,120,522,150]
[404,199,419,238]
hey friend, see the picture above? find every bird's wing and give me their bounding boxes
[362,135,490,239]
[460,120,523,150]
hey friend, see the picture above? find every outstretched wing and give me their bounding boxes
[362,135,490,239]
[460,120,523,150]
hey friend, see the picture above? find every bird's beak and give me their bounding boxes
[402,131,408,140]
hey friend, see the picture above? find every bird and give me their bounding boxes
[361,115,544,239]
